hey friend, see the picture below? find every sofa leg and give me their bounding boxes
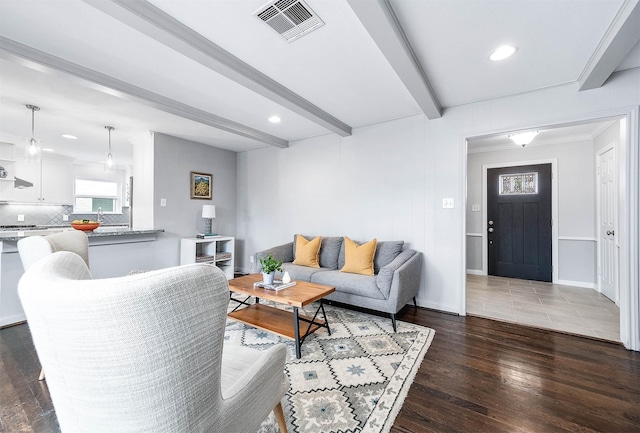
[413,297,417,308]
[390,313,397,332]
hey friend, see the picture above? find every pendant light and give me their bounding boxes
[104,125,115,172]
[25,104,41,162]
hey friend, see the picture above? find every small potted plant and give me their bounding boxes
[258,254,283,285]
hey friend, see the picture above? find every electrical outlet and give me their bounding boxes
[472,204,480,212]
[17,214,24,221]
[63,215,69,221]
[249,255,254,263]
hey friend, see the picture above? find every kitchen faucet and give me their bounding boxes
[97,207,104,223]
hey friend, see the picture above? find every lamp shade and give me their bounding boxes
[202,205,216,219]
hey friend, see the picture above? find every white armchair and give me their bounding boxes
[17,229,90,270]
[17,230,90,381]
[18,252,289,433]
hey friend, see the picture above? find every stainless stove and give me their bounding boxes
[0,224,37,231]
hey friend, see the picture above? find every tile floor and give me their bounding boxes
[466,274,620,342]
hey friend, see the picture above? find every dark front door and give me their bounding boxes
[487,164,552,282]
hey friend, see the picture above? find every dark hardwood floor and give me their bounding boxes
[1,308,638,433]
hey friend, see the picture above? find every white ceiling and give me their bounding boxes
[0,0,638,166]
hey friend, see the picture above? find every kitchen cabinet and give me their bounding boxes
[180,236,235,280]
[13,157,74,204]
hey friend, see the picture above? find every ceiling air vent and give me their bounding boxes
[255,0,324,43]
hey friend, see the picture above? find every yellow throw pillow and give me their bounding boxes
[292,235,321,268]
[341,237,377,276]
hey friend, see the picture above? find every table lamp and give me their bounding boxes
[202,205,216,235]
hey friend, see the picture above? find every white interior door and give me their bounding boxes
[597,146,617,303]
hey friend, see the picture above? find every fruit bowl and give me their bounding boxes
[71,221,100,232]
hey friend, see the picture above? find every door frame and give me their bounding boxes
[596,143,619,304]
[462,106,639,351]
[482,160,559,283]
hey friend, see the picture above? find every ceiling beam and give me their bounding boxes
[347,0,442,119]
[579,0,640,91]
[83,0,352,137]
[0,37,289,149]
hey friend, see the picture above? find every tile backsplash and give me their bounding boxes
[0,203,129,226]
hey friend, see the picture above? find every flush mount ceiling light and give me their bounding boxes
[25,104,41,162]
[490,45,517,61]
[268,115,282,123]
[508,131,539,147]
[61,134,78,139]
[104,125,115,172]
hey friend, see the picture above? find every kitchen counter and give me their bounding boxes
[0,227,163,242]
[0,227,165,327]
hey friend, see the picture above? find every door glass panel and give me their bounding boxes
[499,172,538,195]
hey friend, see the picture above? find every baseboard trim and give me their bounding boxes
[557,279,596,289]
[0,313,26,328]
[417,298,460,315]
[466,269,484,275]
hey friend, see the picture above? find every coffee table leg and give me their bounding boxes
[294,306,301,359]
[320,300,331,335]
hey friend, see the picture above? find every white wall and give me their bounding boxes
[595,120,623,153]
[466,138,597,287]
[131,131,155,229]
[237,68,640,327]
[152,133,237,270]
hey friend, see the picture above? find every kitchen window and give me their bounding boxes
[74,179,121,213]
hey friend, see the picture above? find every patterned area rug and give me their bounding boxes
[224,302,435,433]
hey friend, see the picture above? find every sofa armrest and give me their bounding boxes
[377,249,415,289]
[255,242,294,271]
[377,250,422,312]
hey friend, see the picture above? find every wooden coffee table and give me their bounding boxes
[227,274,335,358]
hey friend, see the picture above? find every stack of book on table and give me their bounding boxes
[195,255,215,264]
[197,233,220,239]
[253,281,297,292]
[216,252,232,261]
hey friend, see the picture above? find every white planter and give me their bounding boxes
[262,271,275,285]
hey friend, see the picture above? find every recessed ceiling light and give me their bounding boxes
[268,115,281,123]
[61,134,78,139]
[490,45,517,61]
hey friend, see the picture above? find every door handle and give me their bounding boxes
[607,230,615,236]
[488,227,494,233]
[488,220,494,225]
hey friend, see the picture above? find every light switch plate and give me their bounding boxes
[17,214,24,221]
[442,198,454,209]
[160,198,167,207]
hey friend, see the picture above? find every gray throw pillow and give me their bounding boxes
[374,241,404,273]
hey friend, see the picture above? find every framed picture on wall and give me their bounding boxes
[190,171,212,199]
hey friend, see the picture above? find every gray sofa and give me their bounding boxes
[256,235,422,331]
